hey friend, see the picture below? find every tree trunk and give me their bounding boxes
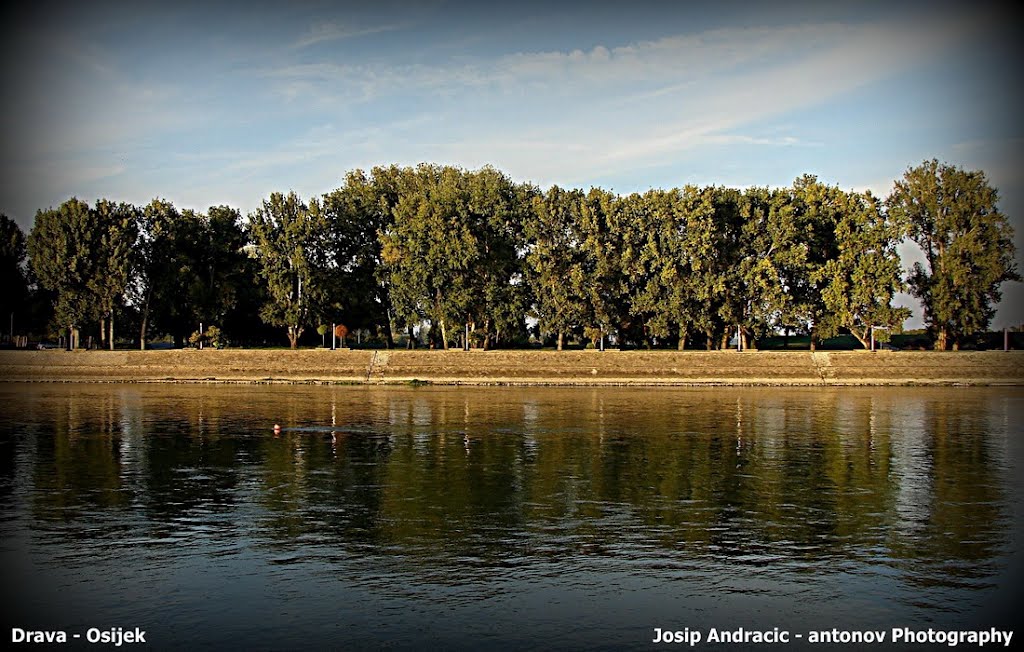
[100,316,106,350]
[852,327,870,350]
[678,327,687,351]
[809,326,817,352]
[440,318,449,350]
[109,310,115,350]
[385,307,395,349]
[936,328,948,351]
[288,326,299,349]
[139,295,150,350]
[483,318,492,351]
[742,330,757,351]
[720,332,730,350]
[557,331,564,351]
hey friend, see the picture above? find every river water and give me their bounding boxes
[0,384,1021,650]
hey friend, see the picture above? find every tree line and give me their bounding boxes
[2,159,1017,351]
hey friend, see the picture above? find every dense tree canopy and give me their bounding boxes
[0,214,29,335]
[28,198,134,348]
[15,159,1017,350]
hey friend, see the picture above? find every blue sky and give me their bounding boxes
[2,0,1021,327]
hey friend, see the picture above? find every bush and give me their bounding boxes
[188,325,227,349]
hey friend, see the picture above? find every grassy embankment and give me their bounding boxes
[0,349,1021,386]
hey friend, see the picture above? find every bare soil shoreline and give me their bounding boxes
[1,349,1021,386]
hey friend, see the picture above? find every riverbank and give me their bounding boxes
[1,349,1021,385]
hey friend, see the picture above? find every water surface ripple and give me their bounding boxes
[1,385,1020,649]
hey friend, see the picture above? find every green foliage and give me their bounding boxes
[206,325,226,348]
[132,200,249,348]
[578,188,631,346]
[786,175,847,348]
[188,324,226,348]
[133,199,179,347]
[0,214,29,323]
[888,160,1020,349]
[249,191,330,348]
[380,165,528,349]
[815,190,910,347]
[28,198,137,343]
[91,200,139,346]
[319,166,409,345]
[24,159,1009,352]
[525,185,589,349]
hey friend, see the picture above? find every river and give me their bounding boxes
[1,384,1020,650]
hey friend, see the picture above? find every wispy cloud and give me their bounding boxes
[292,20,403,49]
[1,1,1002,230]
[260,10,981,183]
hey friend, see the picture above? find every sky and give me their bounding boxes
[1,0,1022,327]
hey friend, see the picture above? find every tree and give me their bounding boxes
[319,167,406,348]
[89,200,138,349]
[379,165,527,350]
[249,191,329,348]
[0,214,29,339]
[788,175,848,350]
[525,186,589,350]
[381,165,475,350]
[578,188,631,347]
[717,186,803,350]
[29,198,124,348]
[462,167,532,349]
[132,199,180,349]
[887,160,1020,349]
[689,186,737,349]
[815,190,910,348]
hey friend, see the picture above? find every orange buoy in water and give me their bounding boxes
[273,423,282,435]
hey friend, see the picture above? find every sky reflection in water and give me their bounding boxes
[0,385,1021,650]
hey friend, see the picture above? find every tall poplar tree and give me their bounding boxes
[249,191,329,348]
[815,190,910,348]
[788,175,846,350]
[320,169,399,345]
[887,160,1019,349]
[578,188,630,347]
[90,200,138,349]
[133,199,179,348]
[0,214,29,337]
[526,186,593,349]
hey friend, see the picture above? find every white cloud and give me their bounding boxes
[256,11,981,187]
[292,20,403,49]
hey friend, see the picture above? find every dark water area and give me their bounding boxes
[0,384,1021,650]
